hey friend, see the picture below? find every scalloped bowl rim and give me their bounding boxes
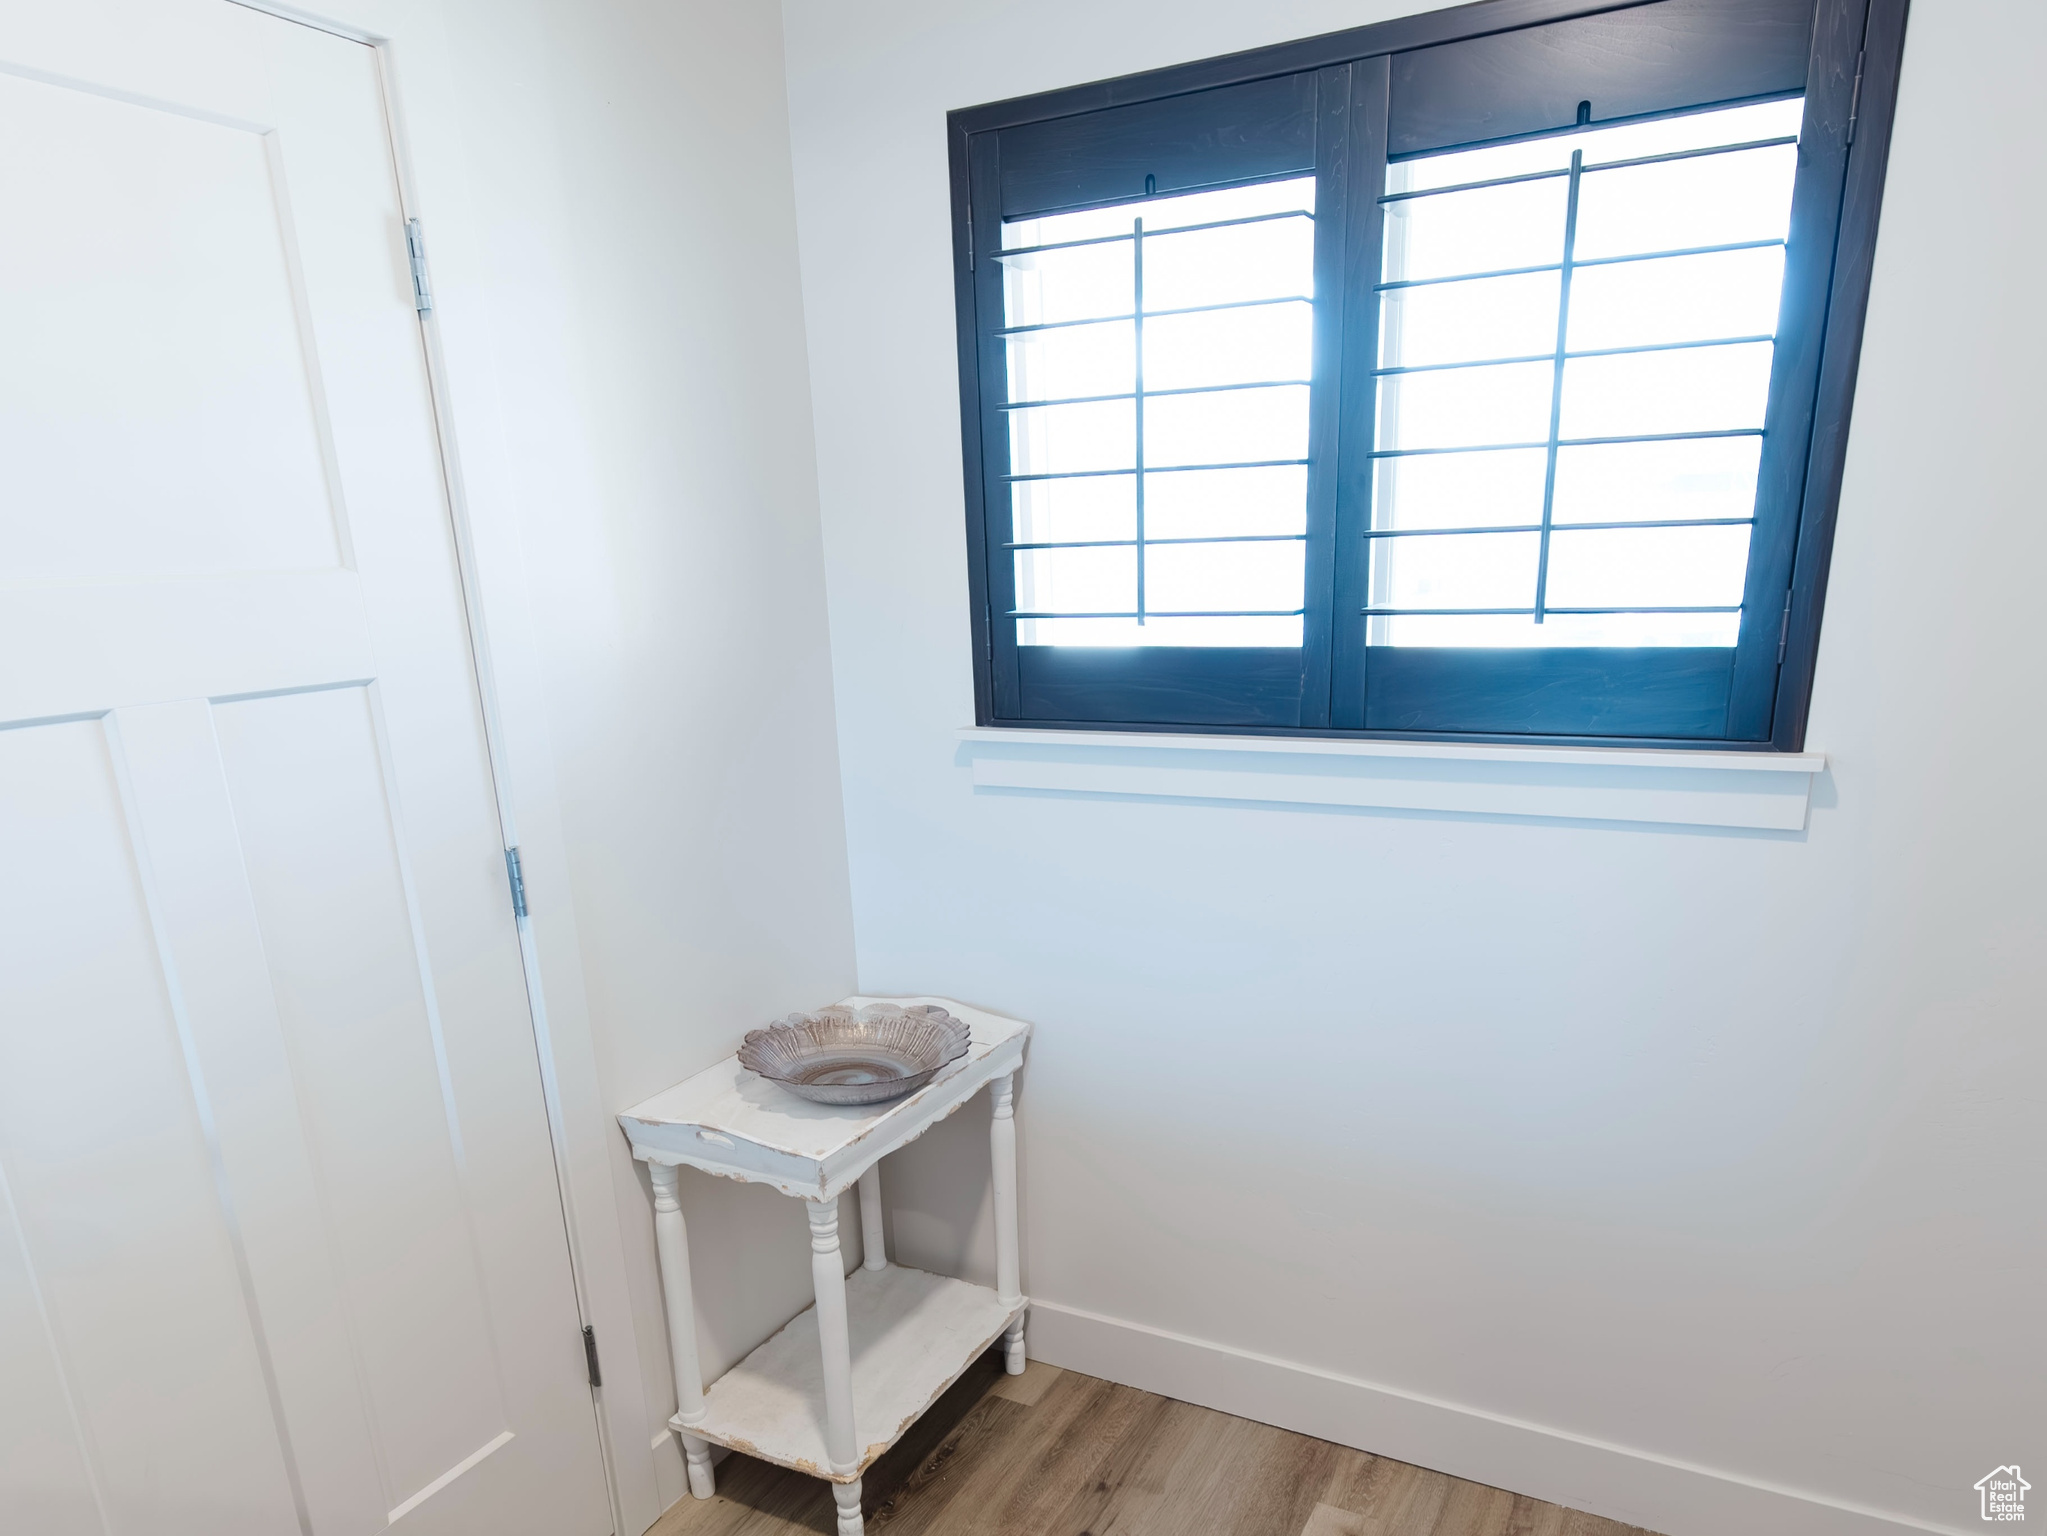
[738,1006,971,1102]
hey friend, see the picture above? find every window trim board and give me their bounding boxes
[1771,0,1909,751]
[958,725,1826,831]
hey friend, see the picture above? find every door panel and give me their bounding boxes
[0,719,304,1536]
[0,72,341,579]
[0,4,611,1533]
[0,571,374,723]
[0,1159,102,1536]
[109,697,388,1536]
[212,686,507,1505]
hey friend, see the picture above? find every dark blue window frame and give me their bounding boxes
[949,0,1908,749]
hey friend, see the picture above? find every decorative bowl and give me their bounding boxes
[739,1003,971,1105]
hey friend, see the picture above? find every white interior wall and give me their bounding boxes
[422,1,863,1485]
[289,1,858,1528]
[780,3,2046,1535]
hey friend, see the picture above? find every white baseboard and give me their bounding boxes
[1026,1300,1962,1536]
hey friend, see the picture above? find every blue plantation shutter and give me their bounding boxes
[952,0,1893,745]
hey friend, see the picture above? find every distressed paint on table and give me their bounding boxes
[619,996,1030,1201]
[619,996,1032,1536]
[688,1264,1023,1480]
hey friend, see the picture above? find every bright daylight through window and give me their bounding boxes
[1002,179,1316,647]
[952,0,1900,744]
[1370,99,1799,648]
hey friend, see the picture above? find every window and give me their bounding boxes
[950,0,1906,748]
[1003,176,1316,650]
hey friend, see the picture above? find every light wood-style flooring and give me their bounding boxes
[651,1350,1663,1536]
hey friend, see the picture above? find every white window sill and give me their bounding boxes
[958,727,1826,831]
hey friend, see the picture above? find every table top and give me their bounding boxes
[617,995,1030,1201]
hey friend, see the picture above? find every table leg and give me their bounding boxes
[648,1162,716,1499]
[990,1073,1026,1374]
[858,1165,886,1272]
[808,1198,863,1535]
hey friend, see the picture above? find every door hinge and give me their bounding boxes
[582,1325,602,1388]
[1777,591,1794,663]
[966,205,974,271]
[504,846,528,919]
[1846,50,1865,144]
[405,217,434,314]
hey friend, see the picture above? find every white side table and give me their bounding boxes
[617,995,1030,1536]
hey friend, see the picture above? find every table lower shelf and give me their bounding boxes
[671,1263,1025,1484]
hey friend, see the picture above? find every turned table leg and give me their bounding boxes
[990,1073,1026,1374]
[808,1198,863,1535]
[858,1165,886,1272]
[648,1162,716,1499]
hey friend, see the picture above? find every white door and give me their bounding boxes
[0,5,612,1534]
